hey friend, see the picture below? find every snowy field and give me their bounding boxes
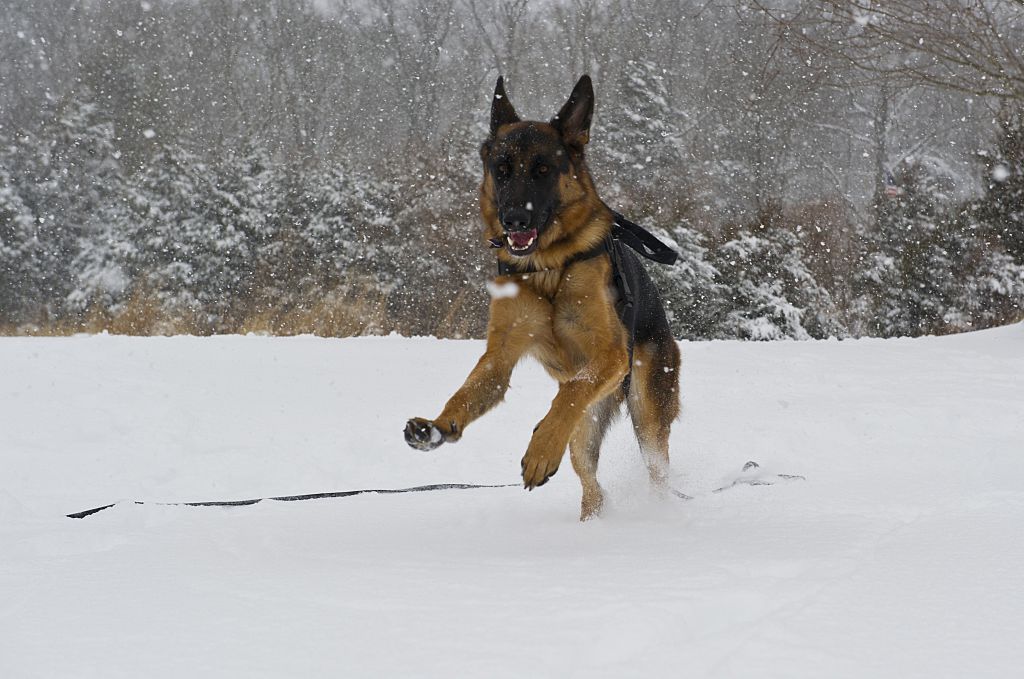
[2,326,1023,678]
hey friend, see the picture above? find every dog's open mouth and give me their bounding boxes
[506,228,538,254]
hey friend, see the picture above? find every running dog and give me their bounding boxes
[405,75,680,520]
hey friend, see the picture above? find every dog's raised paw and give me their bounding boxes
[404,418,445,451]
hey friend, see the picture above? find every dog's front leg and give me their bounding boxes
[404,292,553,451]
[520,288,630,489]
[403,349,514,451]
[519,348,628,488]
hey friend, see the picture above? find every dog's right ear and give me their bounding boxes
[490,76,520,136]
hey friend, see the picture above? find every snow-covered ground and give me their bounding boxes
[2,326,1023,678]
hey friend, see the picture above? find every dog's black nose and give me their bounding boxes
[502,208,531,232]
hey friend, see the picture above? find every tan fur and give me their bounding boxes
[569,392,622,519]
[627,341,681,489]
[431,251,630,491]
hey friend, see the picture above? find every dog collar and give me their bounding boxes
[492,212,678,277]
[494,238,608,276]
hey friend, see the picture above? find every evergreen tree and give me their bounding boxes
[258,167,315,309]
[947,111,1024,328]
[209,142,281,311]
[976,108,1024,265]
[385,148,486,337]
[130,143,222,327]
[855,155,1024,336]
[854,160,956,336]
[3,124,79,319]
[944,209,1024,330]
[648,224,726,340]
[0,96,130,322]
[711,218,844,340]
[592,58,691,224]
[0,163,46,322]
[302,163,401,292]
[45,97,129,315]
[66,192,136,316]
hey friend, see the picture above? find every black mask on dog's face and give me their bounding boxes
[481,76,595,257]
[484,127,566,256]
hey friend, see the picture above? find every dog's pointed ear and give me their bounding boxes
[490,76,520,136]
[551,75,594,150]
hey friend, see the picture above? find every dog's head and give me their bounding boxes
[479,76,596,258]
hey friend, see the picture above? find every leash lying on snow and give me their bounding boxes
[66,462,803,520]
[668,461,805,500]
[66,482,518,519]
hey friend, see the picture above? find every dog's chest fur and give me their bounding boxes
[502,257,624,382]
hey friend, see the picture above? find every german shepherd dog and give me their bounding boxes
[405,75,680,520]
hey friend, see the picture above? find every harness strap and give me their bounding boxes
[611,212,678,265]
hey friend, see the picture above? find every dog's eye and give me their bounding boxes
[496,163,511,179]
[536,164,550,176]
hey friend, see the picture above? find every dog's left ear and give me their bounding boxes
[551,75,594,151]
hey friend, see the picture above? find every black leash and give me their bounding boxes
[67,482,518,519]
[66,465,802,519]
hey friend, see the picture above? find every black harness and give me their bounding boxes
[491,213,678,372]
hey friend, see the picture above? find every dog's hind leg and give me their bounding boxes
[626,338,681,490]
[569,393,621,521]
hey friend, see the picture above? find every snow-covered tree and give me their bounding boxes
[0,163,46,322]
[854,156,1024,336]
[50,100,138,316]
[66,194,135,316]
[975,108,1024,266]
[47,97,127,271]
[854,159,957,336]
[593,58,691,223]
[130,142,264,330]
[0,96,131,322]
[944,112,1024,329]
[384,143,489,337]
[300,163,401,291]
[711,218,845,340]
[210,142,282,308]
[648,224,726,340]
[943,212,1024,331]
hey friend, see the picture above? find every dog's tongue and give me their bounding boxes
[508,229,537,248]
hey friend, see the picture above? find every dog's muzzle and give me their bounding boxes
[500,207,543,255]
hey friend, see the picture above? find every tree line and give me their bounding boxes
[1,0,1022,338]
